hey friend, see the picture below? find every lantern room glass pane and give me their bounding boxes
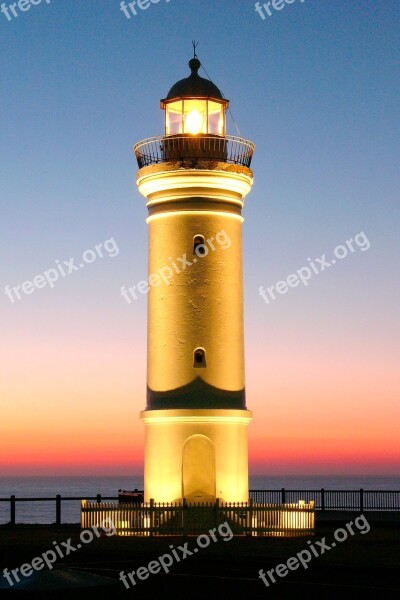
[208,101,225,136]
[183,99,207,135]
[166,100,183,135]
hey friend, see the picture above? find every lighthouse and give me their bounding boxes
[134,56,255,504]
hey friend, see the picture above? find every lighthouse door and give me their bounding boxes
[182,435,216,503]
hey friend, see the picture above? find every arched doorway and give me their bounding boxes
[182,435,216,503]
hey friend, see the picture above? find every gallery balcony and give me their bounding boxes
[134,135,255,170]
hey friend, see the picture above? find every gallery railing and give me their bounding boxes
[134,135,255,169]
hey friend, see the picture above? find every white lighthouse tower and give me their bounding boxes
[134,56,255,504]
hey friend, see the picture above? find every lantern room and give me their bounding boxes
[161,58,229,137]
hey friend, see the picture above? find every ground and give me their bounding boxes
[0,515,399,599]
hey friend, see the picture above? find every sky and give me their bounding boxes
[0,0,399,477]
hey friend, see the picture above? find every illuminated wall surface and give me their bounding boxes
[142,410,251,503]
[147,211,244,401]
[138,159,254,502]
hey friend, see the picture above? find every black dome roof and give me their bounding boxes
[164,58,225,101]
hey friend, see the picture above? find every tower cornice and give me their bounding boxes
[137,164,253,215]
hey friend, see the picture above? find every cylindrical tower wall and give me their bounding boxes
[147,209,245,409]
[137,163,254,503]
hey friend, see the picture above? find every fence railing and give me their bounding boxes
[250,489,400,512]
[81,499,315,537]
[134,134,255,169]
[1,489,399,525]
[0,495,115,526]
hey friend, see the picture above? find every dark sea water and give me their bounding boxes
[0,475,398,524]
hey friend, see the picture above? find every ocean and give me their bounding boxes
[0,475,399,524]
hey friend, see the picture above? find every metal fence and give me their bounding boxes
[250,489,400,512]
[81,499,315,537]
[134,135,255,169]
[1,489,399,525]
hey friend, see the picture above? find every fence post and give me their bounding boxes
[321,488,325,512]
[360,489,364,513]
[248,498,253,536]
[96,494,101,504]
[56,495,61,526]
[182,497,187,536]
[150,498,154,537]
[10,495,16,526]
[215,497,220,528]
[281,488,286,505]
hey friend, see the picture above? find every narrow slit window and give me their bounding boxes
[193,235,206,256]
[193,348,206,368]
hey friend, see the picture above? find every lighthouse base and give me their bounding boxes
[141,409,252,504]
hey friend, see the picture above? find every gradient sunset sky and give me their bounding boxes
[0,1,399,476]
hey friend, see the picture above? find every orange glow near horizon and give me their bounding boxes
[1,290,399,478]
